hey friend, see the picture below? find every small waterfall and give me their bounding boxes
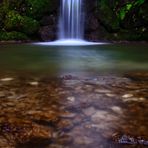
[37,0,103,45]
[59,0,84,40]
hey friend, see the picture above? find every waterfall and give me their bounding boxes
[37,0,103,45]
[59,0,84,40]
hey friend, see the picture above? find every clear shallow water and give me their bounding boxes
[0,43,148,148]
[0,43,148,76]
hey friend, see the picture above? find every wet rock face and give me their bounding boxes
[38,9,58,41]
[39,25,57,41]
[0,72,148,147]
[40,15,57,26]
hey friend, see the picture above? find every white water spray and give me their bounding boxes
[59,0,84,39]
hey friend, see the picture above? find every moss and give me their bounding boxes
[4,10,40,35]
[0,31,29,41]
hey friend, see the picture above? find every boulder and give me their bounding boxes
[38,25,57,41]
[40,15,57,26]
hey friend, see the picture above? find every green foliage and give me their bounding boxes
[4,10,40,35]
[134,0,145,6]
[118,0,145,20]
[0,31,29,41]
[26,0,52,19]
[20,16,40,35]
[119,4,132,20]
[98,1,120,32]
[4,11,22,30]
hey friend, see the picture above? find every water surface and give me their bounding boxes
[0,43,147,76]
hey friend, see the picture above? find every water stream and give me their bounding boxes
[59,0,84,39]
[37,0,103,46]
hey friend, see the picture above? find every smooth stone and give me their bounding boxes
[0,92,5,98]
[74,136,93,145]
[91,110,118,123]
[67,96,75,102]
[64,80,81,86]
[57,135,73,145]
[122,94,133,98]
[123,97,146,102]
[6,102,15,107]
[91,123,111,130]
[111,106,123,114]
[95,89,111,93]
[1,78,14,82]
[29,81,39,86]
[83,107,96,116]
[106,93,116,97]
[8,94,26,100]
[60,112,76,118]
[57,119,73,130]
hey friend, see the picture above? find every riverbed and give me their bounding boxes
[0,43,147,148]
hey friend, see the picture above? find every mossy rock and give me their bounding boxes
[0,31,29,41]
[4,10,39,35]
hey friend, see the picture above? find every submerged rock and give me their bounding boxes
[0,91,5,98]
[74,136,94,145]
[0,118,53,146]
[1,78,14,82]
[82,107,96,116]
[122,94,134,98]
[113,133,148,146]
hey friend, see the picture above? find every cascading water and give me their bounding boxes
[59,0,84,40]
[37,0,104,45]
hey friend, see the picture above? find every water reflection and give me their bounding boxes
[0,43,147,76]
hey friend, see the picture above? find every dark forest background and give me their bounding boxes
[0,0,147,41]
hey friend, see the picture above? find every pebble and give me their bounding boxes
[95,89,111,93]
[91,123,111,130]
[122,94,133,98]
[60,112,76,118]
[83,107,96,116]
[57,119,73,130]
[75,136,94,145]
[57,135,73,145]
[106,93,116,97]
[123,97,146,102]
[67,96,75,102]
[91,110,118,123]
[111,106,123,114]
[29,81,39,86]
[0,91,5,98]
[0,78,14,82]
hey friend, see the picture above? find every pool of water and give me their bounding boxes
[0,43,148,148]
[0,43,148,76]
